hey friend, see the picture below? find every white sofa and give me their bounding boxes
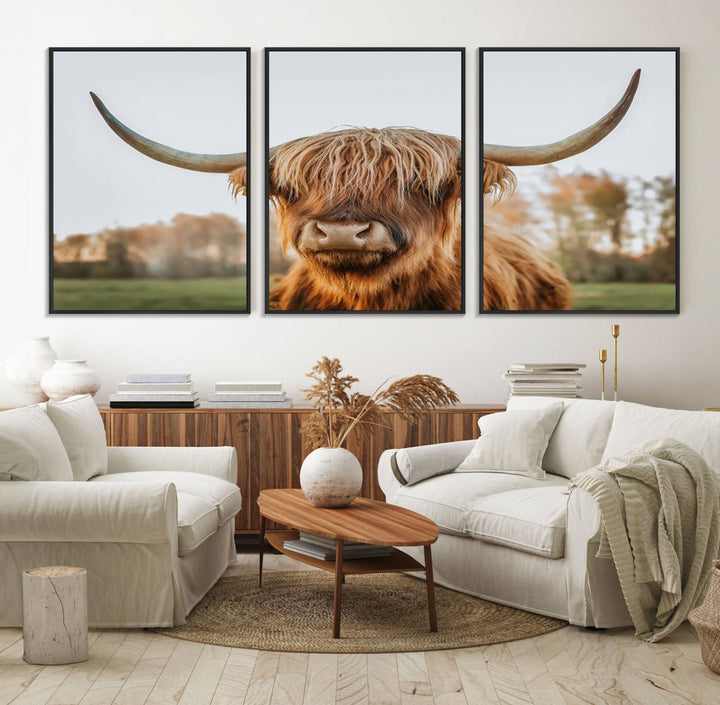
[378,397,720,628]
[0,396,241,628]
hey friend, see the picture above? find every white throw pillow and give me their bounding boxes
[45,395,108,481]
[507,396,616,478]
[602,401,720,476]
[456,404,563,479]
[0,405,73,481]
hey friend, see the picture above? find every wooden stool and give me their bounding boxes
[22,566,88,665]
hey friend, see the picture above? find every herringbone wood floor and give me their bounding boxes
[1,553,718,704]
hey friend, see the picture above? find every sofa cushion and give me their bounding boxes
[466,486,569,558]
[0,406,73,481]
[601,402,720,476]
[176,492,219,556]
[91,471,241,525]
[507,396,616,478]
[45,395,108,481]
[456,404,563,479]
[393,471,568,536]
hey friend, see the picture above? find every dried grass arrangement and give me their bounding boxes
[302,357,459,450]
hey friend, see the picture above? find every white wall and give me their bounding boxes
[1,0,718,409]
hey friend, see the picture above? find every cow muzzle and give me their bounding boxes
[298,221,397,254]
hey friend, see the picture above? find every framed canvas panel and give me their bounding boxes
[481,48,679,313]
[50,48,250,313]
[265,48,465,313]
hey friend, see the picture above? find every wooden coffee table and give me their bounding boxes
[257,489,439,639]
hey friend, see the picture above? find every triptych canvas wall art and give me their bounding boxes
[50,48,250,313]
[49,47,678,315]
[482,49,678,313]
[265,48,464,313]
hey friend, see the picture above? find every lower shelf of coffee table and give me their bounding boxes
[265,530,426,575]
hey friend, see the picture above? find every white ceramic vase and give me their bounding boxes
[299,447,363,508]
[4,337,58,402]
[40,360,101,402]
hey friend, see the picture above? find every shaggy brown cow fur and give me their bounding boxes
[229,129,571,311]
[482,159,572,310]
[234,128,463,311]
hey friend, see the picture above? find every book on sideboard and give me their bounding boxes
[126,373,192,384]
[207,392,287,403]
[110,373,199,407]
[200,400,292,409]
[111,392,200,402]
[109,400,200,409]
[503,362,585,400]
[215,381,283,392]
[117,382,195,393]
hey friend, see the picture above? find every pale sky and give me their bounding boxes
[268,50,462,145]
[483,50,676,180]
[53,50,248,239]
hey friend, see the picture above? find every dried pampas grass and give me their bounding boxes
[302,356,458,450]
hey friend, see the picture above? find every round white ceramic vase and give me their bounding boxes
[4,337,58,402]
[40,360,101,402]
[299,447,363,508]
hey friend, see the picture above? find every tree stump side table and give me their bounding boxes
[22,566,88,665]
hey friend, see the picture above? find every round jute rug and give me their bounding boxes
[154,571,565,653]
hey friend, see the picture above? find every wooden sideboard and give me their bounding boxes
[99,405,504,534]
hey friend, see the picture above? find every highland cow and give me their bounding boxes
[90,69,639,311]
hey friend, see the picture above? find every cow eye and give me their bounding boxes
[270,188,298,206]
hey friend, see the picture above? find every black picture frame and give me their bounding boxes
[49,47,251,314]
[264,47,466,314]
[480,47,679,314]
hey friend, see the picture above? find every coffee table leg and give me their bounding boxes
[424,544,438,633]
[258,515,266,588]
[332,539,344,638]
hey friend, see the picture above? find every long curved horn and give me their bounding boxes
[483,69,641,166]
[89,92,247,173]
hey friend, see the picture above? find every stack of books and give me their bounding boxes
[109,373,199,408]
[502,363,586,399]
[200,381,292,408]
[283,531,393,561]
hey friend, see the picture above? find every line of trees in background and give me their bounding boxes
[54,213,246,279]
[485,168,676,283]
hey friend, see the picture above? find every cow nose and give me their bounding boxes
[314,221,371,249]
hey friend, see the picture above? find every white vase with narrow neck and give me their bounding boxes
[300,447,363,508]
[40,360,101,402]
[4,337,58,402]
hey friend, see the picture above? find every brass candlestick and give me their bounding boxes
[599,349,607,401]
[611,324,620,401]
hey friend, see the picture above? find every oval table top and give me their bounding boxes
[257,489,438,546]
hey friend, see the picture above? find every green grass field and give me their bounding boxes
[53,278,247,311]
[571,282,676,311]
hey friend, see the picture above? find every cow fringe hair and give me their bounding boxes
[483,160,516,203]
[269,128,461,203]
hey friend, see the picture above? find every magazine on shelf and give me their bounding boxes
[298,531,364,548]
[282,539,393,561]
